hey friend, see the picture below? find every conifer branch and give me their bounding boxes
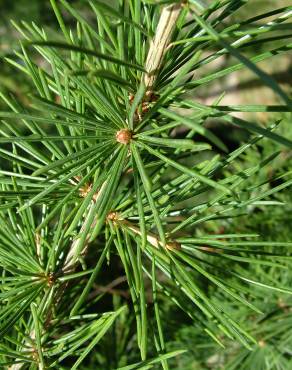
[10,185,105,369]
[2,1,292,368]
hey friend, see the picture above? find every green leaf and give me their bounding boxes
[158,108,228,152]
[131,143,166,246]
[29,41,145,71]
[116,350,187,370]
[0,285,43,337]
[68,68,135,91]
[137,134,211,151]
[71,306,127,369]
[136,141,232,194]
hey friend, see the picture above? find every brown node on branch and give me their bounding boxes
[47,272,56,287]
[128,94,134,103]
[129,93,158,121]
[116,129,132,145]
[79,182,92,198]
[258,339,266,348]
[166,240,181,251]
[72,177,99,202]
[106,211,121,224]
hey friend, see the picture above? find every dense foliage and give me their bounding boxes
[0,0,291,368]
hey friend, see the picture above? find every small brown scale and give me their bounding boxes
[115,129,133,145]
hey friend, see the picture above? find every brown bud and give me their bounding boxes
[79,183,92,198]
[47,272,55,287]
[116,129,132,145]
[107,211,120,223]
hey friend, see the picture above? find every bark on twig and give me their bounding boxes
[110,216,181,251]
[62,181,106,274]
[143,2,183,99]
